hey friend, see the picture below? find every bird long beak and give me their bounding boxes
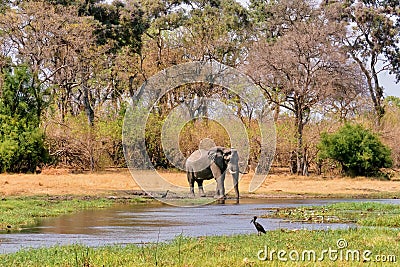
[250,219,253,224]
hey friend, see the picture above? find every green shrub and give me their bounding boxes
[318,123,392,177]
[0,113,50,173]
[0,65,50,173]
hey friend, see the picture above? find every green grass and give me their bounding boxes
[264,202,400,227]
[1,228,399,266]
[0,196,148,231]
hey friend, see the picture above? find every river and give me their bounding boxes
[1,198,399,254]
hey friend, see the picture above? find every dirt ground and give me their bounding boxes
[1,168,400,198]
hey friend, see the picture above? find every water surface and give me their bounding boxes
[1,198,399,254]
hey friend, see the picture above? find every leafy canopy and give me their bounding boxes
[318,124,392,177]
[0,65,49,173]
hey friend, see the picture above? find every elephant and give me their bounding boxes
[185,146,240,199]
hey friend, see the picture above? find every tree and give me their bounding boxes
[93,1,149,107]
[0,1,101,124]
[0,65,50,173]
[180,0,251,66]
[326,0,400,123]
[138,0,187,71]
[247,0,362,175]
[318,123,392,177]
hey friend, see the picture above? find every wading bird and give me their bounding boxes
[161,190,169,198]
[251,216,266,235]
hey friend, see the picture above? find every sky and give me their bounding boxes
[380,71,399,97]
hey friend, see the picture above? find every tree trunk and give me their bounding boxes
[296,121,304,175]
[82,80,94,126]
[289,150,297,174]
[273,104,280,122]
[351,51,384,126]
[295,104,308,176]
[371,53,385,125]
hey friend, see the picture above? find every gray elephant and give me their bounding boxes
[185,146,240,199]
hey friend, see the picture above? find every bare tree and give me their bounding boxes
[324,0,400,124]
[246,1,362,175]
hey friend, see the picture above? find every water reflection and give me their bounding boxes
[1,198,399,254]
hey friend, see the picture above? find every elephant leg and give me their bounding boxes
[197,180,206,197]
[210,169,225,199]
[187,171,195,197]
[219,172,226,199]
[214,177,226,199]
[232,171,239,200]
[210,163,225,199]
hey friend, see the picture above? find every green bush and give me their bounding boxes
[318,123,392,177]
[0,116,49,172]
[0,65,50,173]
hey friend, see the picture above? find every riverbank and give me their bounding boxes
[1,227,398,266]
[1,168,400,198]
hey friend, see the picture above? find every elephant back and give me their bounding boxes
[185,149,213,172]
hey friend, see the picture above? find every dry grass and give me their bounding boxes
[0,169,137,196]
[0,168,400,197]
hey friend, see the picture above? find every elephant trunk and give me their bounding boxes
[230,167,240,200]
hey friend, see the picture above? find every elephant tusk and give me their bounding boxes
[229,169,248,174]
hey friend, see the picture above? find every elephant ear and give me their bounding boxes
[208,147,223,161]
[229,149,239,163]
[222,148,231,155]
[223,148,232,161]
